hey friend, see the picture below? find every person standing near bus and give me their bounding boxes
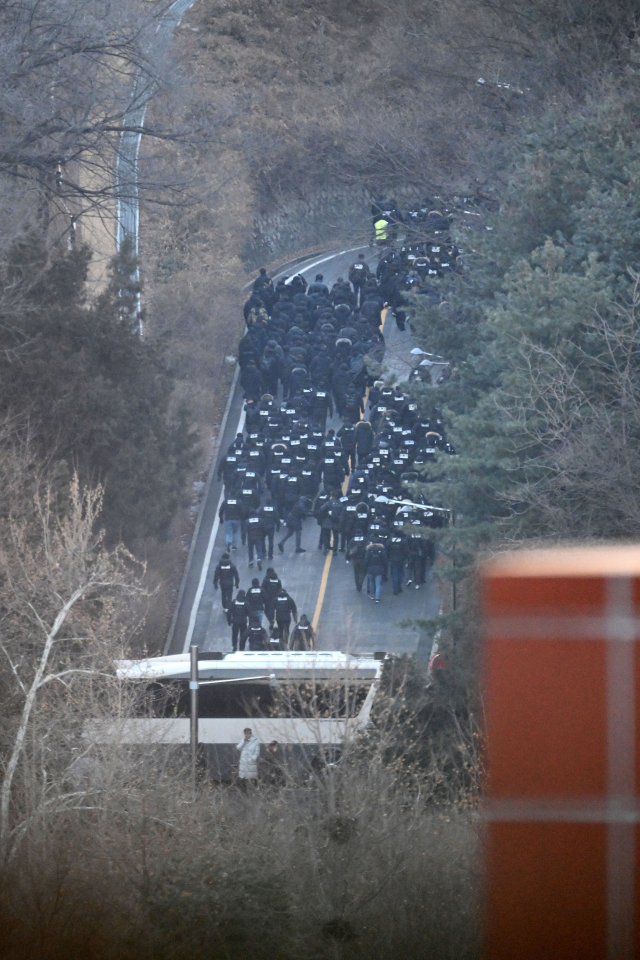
[237,728,260,790]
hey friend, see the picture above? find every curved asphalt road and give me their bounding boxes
[116,0,199,255]
[165,245,440,660]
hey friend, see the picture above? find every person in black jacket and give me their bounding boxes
[318,495,342,555]
[274,588,298,648]
[353,420,374,465]
[337,422,356,473]
[219,495,243,551]
[311,383,333,428]
[386,533,407,595]
[245,510,265,570]
[365,541,388,603]
[278,496,311,554]
[245,615,268,651]
[261,568,282,625]
[346,534,367,592]
[246,577,266,624]
[290,614,315,650]
[213,552,239,611]
[228,590,249,651]
[258,496,280,560]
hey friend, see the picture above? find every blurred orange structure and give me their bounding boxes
[482,547,640,960]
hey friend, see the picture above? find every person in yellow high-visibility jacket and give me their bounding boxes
[374,217,389,244]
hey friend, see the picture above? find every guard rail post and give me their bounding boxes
[190,644,198,797]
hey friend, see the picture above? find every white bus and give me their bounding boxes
[89,650,385,780]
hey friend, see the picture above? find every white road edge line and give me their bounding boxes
[272,244,371,282]
[183,407,247,653]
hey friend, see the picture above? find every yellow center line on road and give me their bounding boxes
[312,551,333,631]
[310,305,388,635]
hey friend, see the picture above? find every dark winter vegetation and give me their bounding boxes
[0,236,197,542]
[411,72,640,569]
[1,0,640,956]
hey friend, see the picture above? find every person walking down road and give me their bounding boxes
[274,588,298,648]
[219,495,243,551]
[245,510,266,570]
[353,420,374,465]
[213,552,239,611]
[290,614,315,650]
[237,728,260,789]
[374,217,389,245]
[261,567,282,625]
[246,577,266,624]
[348,253,372,306]
[278,496,311,554]
[346,534,367,593]
[386,533,407,595]
[228,590,250,651]
[268,622,285,650]
[259,496,280,560]
[307,273,329,297]
[365,540,388,603]
[246,615,268,651]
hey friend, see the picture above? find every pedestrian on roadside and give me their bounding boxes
[237,727,260,790]
[218,495,243,551]
[212,552,239,611]
[386,532,407,595]
[258,495,280,560]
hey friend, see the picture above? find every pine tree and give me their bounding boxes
[0,238,198,542]
[409,81,640,558]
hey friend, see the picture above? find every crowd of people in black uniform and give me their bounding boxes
[212,235,453,652]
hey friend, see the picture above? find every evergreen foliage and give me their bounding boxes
[0,238,198,541]
[410,81,640,556]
